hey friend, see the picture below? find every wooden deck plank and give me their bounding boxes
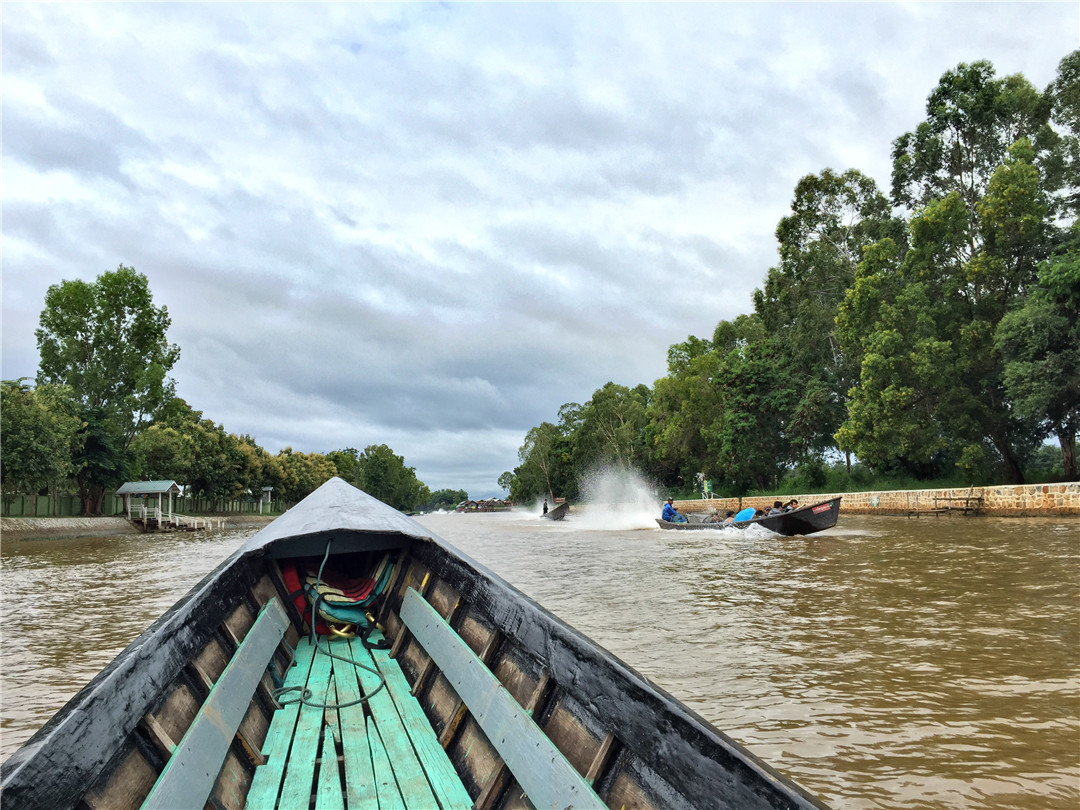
[141,598,289,810]
[247,638,316,808]
[331,642,378,807]
[371,638,473,809]
[315,722,344,810]
[278,638,334,807]
[399,588,607,810]
[347,637,440,808]
[368,716,407,810]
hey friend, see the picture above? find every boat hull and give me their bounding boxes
[541,501,569,520]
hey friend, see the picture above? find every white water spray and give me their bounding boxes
[572,466,661,530]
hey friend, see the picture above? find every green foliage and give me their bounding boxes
[353,444,431,512]
[34,265,180,512]
[890,60,1049,214]
[995,223,1080,477]
[1,380,83,505]
[36,265,179,445]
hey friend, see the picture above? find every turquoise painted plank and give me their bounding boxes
[368,716,406,810]
[141,598,289,810]
[399,588,607,810]
[247,638,317,808]
[347,637,439,808]
[331,643,378,808]
[370,638,473,809]
[278,637,334,807]
[315,722,345,810]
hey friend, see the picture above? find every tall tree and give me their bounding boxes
[36,265,180,513]
[0,380,83,513]
[575,382,650,474]
[355,444,430,512]
[891,60,1050,220]
[754,169,905,463]
[996,223,1080,478]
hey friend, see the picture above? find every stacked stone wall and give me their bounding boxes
[675,482,1079,517]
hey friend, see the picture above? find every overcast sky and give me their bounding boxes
[2,3,1076,497]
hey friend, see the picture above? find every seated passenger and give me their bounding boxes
[722,510,736,526]
[767,500,783,515]
[661,498,687,523]
[782,499,799,512]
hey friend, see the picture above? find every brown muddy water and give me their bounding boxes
[1,511,1077,809]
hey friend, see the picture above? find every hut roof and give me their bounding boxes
[116,480,182,495]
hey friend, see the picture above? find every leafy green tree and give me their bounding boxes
[497,471,513,496]
[0,380,83,513]
[514,422,560,502]
[891,60,1050,218]
[353,444,430,512]
[276,448,337,505]
[575,382,651,474]
[703,337,800,493]
[129,424,195,482]
[75,407,131,513]
[996,224,1080,478]
[35,265,180,512]
[754,169,905,464]
[1043,49,1080,223]
[327,448,363,488]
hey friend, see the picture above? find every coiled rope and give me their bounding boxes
[272,537,387,709]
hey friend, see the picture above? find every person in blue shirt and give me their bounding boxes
[661,498,687,522]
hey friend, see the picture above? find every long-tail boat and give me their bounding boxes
[656,497,842,536]
[1,477,829,810]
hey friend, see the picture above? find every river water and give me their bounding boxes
[1,509,1077,809]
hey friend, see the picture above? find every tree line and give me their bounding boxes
[505,55,1079,503]
[1,266,465,515]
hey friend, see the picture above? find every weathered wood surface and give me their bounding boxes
[400,586,606,810]
[247,634,470,810]
[141,598,289,809]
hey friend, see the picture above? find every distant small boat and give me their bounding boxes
[656,497,842,536]
[541,501,569,520]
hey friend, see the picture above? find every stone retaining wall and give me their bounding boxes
[675,482,1080,517]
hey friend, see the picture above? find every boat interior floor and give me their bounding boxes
[248,632,472,810]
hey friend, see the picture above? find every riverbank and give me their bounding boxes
[0,514,277,542]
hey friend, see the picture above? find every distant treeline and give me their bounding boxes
[1,264,467,515]
[504,54,1080,503]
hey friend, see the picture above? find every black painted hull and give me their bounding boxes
[735,497,842,535]
[1,478,829,810]
[541,501,569,520]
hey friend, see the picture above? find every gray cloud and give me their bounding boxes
[3,2,1075,496]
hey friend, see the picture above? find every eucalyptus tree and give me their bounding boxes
[890,60,1050,221]
[574,382,651,479]
[35,265,179,512]
[753,169,905,464]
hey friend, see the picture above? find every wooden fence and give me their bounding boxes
[2,492,286,518]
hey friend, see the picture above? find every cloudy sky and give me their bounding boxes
[2,3,1076,497]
